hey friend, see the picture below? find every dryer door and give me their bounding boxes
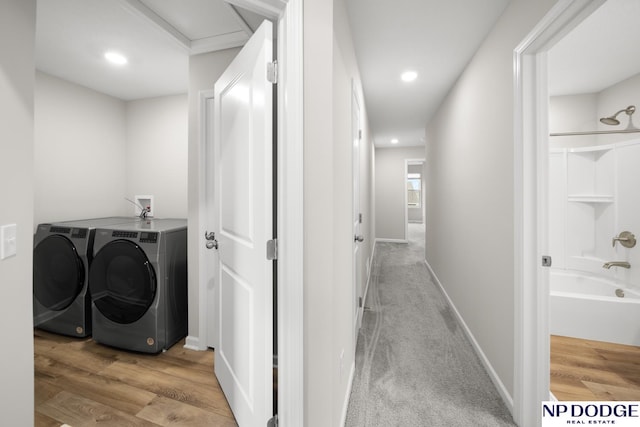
[34,235,85,311]
[89,240,156,324]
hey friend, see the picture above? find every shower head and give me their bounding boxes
[600,105,636,126]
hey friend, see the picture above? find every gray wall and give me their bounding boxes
[35,72,189,225]
[424,0,556,404]
[375,146,424,241]
[304,0,376,424]
[0,0,36,423]
[126,95,188,218]
[35,72,127,224]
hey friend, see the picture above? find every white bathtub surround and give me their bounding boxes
[549,140,640,346]
[549,139,640,286]
[550,270,640,346]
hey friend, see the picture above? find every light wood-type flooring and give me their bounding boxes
[551,335,640,401]
[34,329,238,426]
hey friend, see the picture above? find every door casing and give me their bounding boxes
[513,0,605,425]
[195,1,304,426]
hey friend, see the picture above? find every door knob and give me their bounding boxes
[354,235,364,243]
[205,231,218,250]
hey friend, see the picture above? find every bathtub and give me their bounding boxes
[550,270,640,346]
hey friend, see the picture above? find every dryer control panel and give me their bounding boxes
[140,232,158,244]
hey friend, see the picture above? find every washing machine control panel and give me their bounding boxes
[110,230,158,243]
[112,231,136,239]
[139,232,158,244]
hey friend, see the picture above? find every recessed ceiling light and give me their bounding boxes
[391,138,399,144]
[104,51,128,65]
[401,71,418,82]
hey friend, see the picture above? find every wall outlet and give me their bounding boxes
[0,224,17,260]
[134,195,154,217]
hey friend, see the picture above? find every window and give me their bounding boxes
[407,173,421,208]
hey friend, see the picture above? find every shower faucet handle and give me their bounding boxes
[612,231,636,248]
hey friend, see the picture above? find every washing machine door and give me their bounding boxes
[34,235,85,311]
[89,240,156,324]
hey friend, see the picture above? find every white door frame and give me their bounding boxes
[196,1,304,426]
[513,1,605,425]
[404,158,425,241]
[352,82,362,337]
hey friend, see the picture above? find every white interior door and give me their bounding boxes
[352,86,363,335]
[212,20,273,427]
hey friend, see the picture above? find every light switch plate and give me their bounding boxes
[0,224,17,260]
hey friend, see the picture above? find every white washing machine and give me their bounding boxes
[33,217,140,337]
[89,218,187,353]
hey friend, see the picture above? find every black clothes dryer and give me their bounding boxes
[89,219,187,353]
[33,217,139,337]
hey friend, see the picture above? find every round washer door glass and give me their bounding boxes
[34,235,85,311]
[89,239,156,324]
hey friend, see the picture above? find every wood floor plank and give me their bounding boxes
[136,396,237,426]
[584,381,640,401]
[36,354,157,416]
[37,391,159,427]
[551,335,640,401]
[34,410,63,427]
[34,331,236,426]
[34,377,62,406]
[100,360,234,419]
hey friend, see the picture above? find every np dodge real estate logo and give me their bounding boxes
[542,402,640,426]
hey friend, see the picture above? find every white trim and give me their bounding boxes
[123,0,248,54]
[361,241,376,312]
[375,238,408,244]
[223,2,255,37]
[513,1,605,426]
[193,89,216,352]
[225,0,287,20]
[193,1,304,425]
[276,1,304,426]
[340,361,356,427]
[184,336,202,351]
[424,259,513,412]
[122,0,191,51]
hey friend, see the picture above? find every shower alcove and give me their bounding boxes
[549,139,640,346]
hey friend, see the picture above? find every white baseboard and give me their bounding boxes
[362,241,376,309]
[375,238,408,244]
[184,335,206,351]
[340,361,356,426]
[423,259,514,414]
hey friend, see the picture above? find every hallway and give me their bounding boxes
[346,223,515,426]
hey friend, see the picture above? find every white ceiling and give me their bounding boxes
[35,0,264,101]
[548,0,640,96]
[345,0,511,148]
[36,1,640,145]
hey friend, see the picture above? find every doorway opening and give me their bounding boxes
[405,159,425,246]
[546,0,640,401]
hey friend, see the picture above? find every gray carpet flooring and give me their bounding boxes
[345,223,516,426]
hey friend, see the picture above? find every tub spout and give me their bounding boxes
[602,261,631,269]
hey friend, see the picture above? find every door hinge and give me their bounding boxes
[267,61,278,84]
[359,296,363,308]
[358,129,362,140]
[267,414,278,427]
[542,255,552,267]
[267,239,278,260]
